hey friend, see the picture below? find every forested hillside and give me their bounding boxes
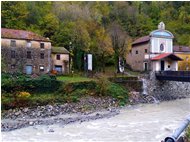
[2,1,190,71]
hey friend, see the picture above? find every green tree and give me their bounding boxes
[1,1,28,29]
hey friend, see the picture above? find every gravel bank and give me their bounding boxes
[1,96,120,131]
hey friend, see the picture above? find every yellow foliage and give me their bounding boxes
[176,53,190,71]
[17,91,31,98]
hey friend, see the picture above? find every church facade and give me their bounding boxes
[126,22,183,72]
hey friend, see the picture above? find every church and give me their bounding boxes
[126,22,183,72]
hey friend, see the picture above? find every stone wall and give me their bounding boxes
[126,42,150,71]
[144,71,190,101]
[2,46,51,74]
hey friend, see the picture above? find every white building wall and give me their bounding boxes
[152,61,160,71]
[151,37,173,53]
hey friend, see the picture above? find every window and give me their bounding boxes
[40,53,44,59]
[40,43,44,48]
[145,49,147,53]
[11,50,16,58]
[27,51,32,59]
[10,40,16,47]
[27,41,31,48]
[56,54,60,60]
[160,43,164,51]
[39,65,44,72]
[136,50,138,54]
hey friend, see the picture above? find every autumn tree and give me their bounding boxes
[109,22,128,73]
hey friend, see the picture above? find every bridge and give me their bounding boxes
[155,71,190,82]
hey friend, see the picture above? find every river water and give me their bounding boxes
[2,98,190,142]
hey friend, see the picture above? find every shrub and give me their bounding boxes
[17,91,31,98]
[107,83,128,106]
[96,77,110,96]
[1,73,61,93]
[185,127,190,141]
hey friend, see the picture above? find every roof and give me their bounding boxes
[150,29,174,38]
[52,47,69,54]
[132,36,150,46]
[1,28,50,42]
[173,45,190,52]
[151,53,182,61]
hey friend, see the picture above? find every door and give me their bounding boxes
[144,62,148,71]
[26,65,32,75]
[55,65,62,74]
[161,61,165,71]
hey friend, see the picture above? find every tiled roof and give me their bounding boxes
[132,36,150,46]
[151,53,182,61]
[52,47,69,54]
[173,45,190,52]
[1,28,50,42]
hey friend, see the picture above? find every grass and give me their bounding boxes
[57,75,95,82]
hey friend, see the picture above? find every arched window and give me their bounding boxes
[160,43,164,51]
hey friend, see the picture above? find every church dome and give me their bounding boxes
[150,22,174,38]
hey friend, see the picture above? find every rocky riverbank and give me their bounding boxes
[1,96,120,132]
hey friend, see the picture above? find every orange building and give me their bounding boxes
[174,46,190,71]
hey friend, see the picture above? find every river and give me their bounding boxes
[2,98,190,142]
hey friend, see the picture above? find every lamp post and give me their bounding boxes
[69,42,72,74]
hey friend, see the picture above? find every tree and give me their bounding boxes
[92,27,114,72]
[108,22,128,73]
[1,1,28,29]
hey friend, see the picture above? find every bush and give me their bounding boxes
[96,77,110,96]
[1,73,62,93]
[185,127,190,141]
[107,83,128,106]
[57,81,97,94]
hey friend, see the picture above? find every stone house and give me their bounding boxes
[51,47,70,74]
[1,28,52,75]
[126,22,183,72]
[173,46,190,71]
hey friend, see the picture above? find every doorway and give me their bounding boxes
[144,62,148,71]
[161,61,165,71]
[26,65,32,75]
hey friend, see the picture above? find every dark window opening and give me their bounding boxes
[10,40,16,47]
[56,54,60,60]
[11,50,16,58]
[40,43,44,48]
[40,53,44,59]
[136,50,138,54]
[145,49,147,53]
[27,51,32,59]
[160,44,164,51]
[39,65,44,72]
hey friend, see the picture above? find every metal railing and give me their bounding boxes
[156,71,190,77]
[164,115,190,142]
[155,71,190,82]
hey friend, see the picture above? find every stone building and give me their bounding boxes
[1,28,52,75]
[126,22,183,72]
[51,47,70,74]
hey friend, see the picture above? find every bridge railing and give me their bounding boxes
[155,71,190,77]
[155,71,190,82]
